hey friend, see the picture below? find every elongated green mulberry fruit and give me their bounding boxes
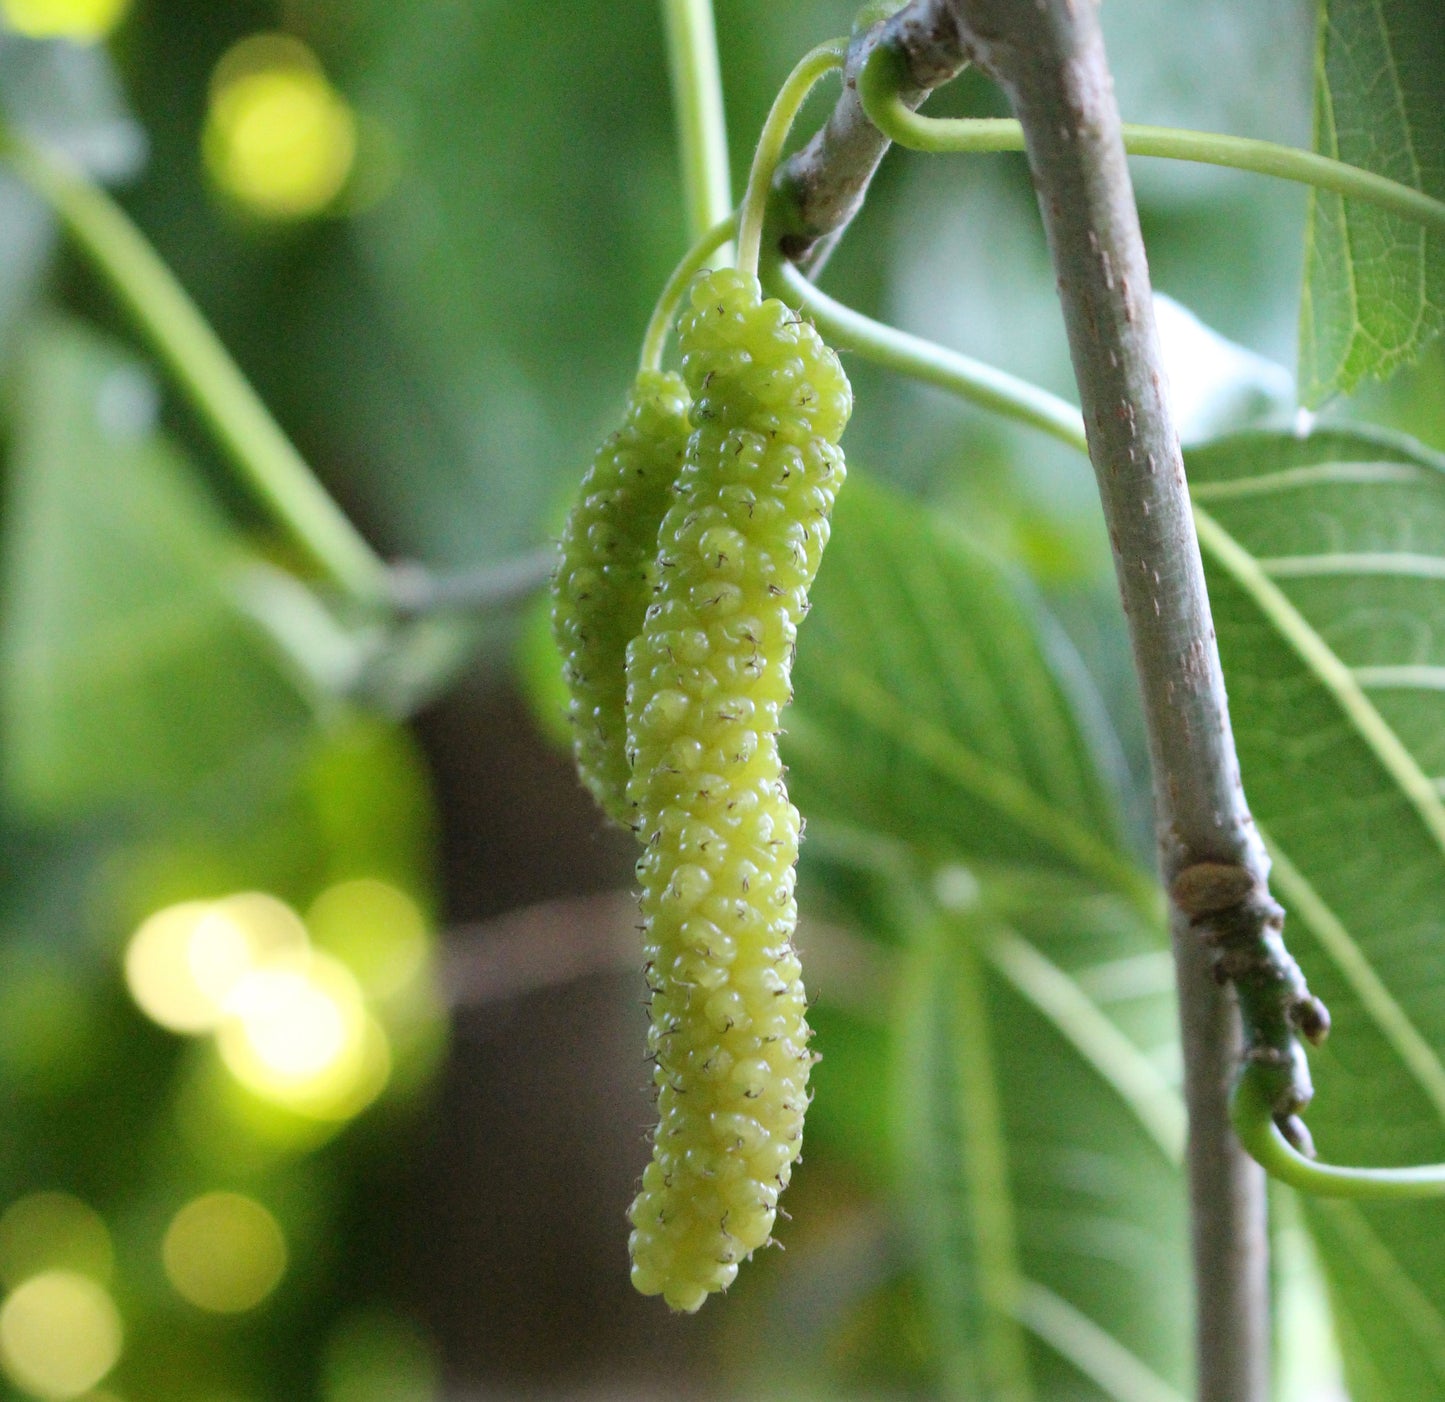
[552,371,691,824]
[624,268,851,1312]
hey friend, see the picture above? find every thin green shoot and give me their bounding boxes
[858,44,1445,237]
[1232,1064,1445,1199]
[736,40,846,276]
[639,213,738,371]
[0,129,390,606]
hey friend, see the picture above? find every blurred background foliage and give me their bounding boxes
[0,0,1441,1398]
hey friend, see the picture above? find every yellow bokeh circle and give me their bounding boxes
[0,1270,122,1399]
[1,0,128,41]
[217,951,391,1120]
[125,893,308,1035]
[203,34,356,219]
[161,1193,286,1314]
[307,879,430,1002]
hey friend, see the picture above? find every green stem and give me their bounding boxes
[736,40,846,276]
[769,261,1088,452]
[661,0,733,245]
[1232,1064,1445,1199]
[858,44,1445,237]
[639,212,737,371]
[2,132,390,606]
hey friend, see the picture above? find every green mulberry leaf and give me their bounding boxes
[0,317,313,821]
[1299,0,1445,402]
[1189,425,1445,1398]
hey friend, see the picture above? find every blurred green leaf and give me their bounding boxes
[1189,425,1445,1398]
[1299,0,1445,403]
[787,474,1147,900]
[513,583,571,755]
[0,316,314,821]
[1272,1190,1349,1402]
[301,710,436,898]
[895,890,1188,1402]
[0,173,53,367]
[289,0,687,567]
[801,1003,893,1189]
[102,712,438,931]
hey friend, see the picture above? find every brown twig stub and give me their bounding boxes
[1173,860,1331,1152]
[772,0,969,270]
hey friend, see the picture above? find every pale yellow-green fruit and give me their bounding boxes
[551,371,691,824]
[623,268,850,1311]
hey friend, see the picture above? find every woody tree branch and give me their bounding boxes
[942,6,1269,1397]
[769,3,1323,1398]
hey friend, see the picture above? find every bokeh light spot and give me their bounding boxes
[204,893,310,977]
[0,0,128,40]
[161,1193,286,1314]
[203,34,356,219]
[227,965,347,1080]
[125,894,308,1035]
[218,952,390,1119]
[125,901,217,1034]
[0,1271,122,1399]
[307,880,429,1001]
[0,1194,113,1291]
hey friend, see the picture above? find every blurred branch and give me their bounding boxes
[442,893,638,1011]
[386,549,556,618]
[0,129,392,608]
[442,891,890,1018]
[0,129,570,633]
